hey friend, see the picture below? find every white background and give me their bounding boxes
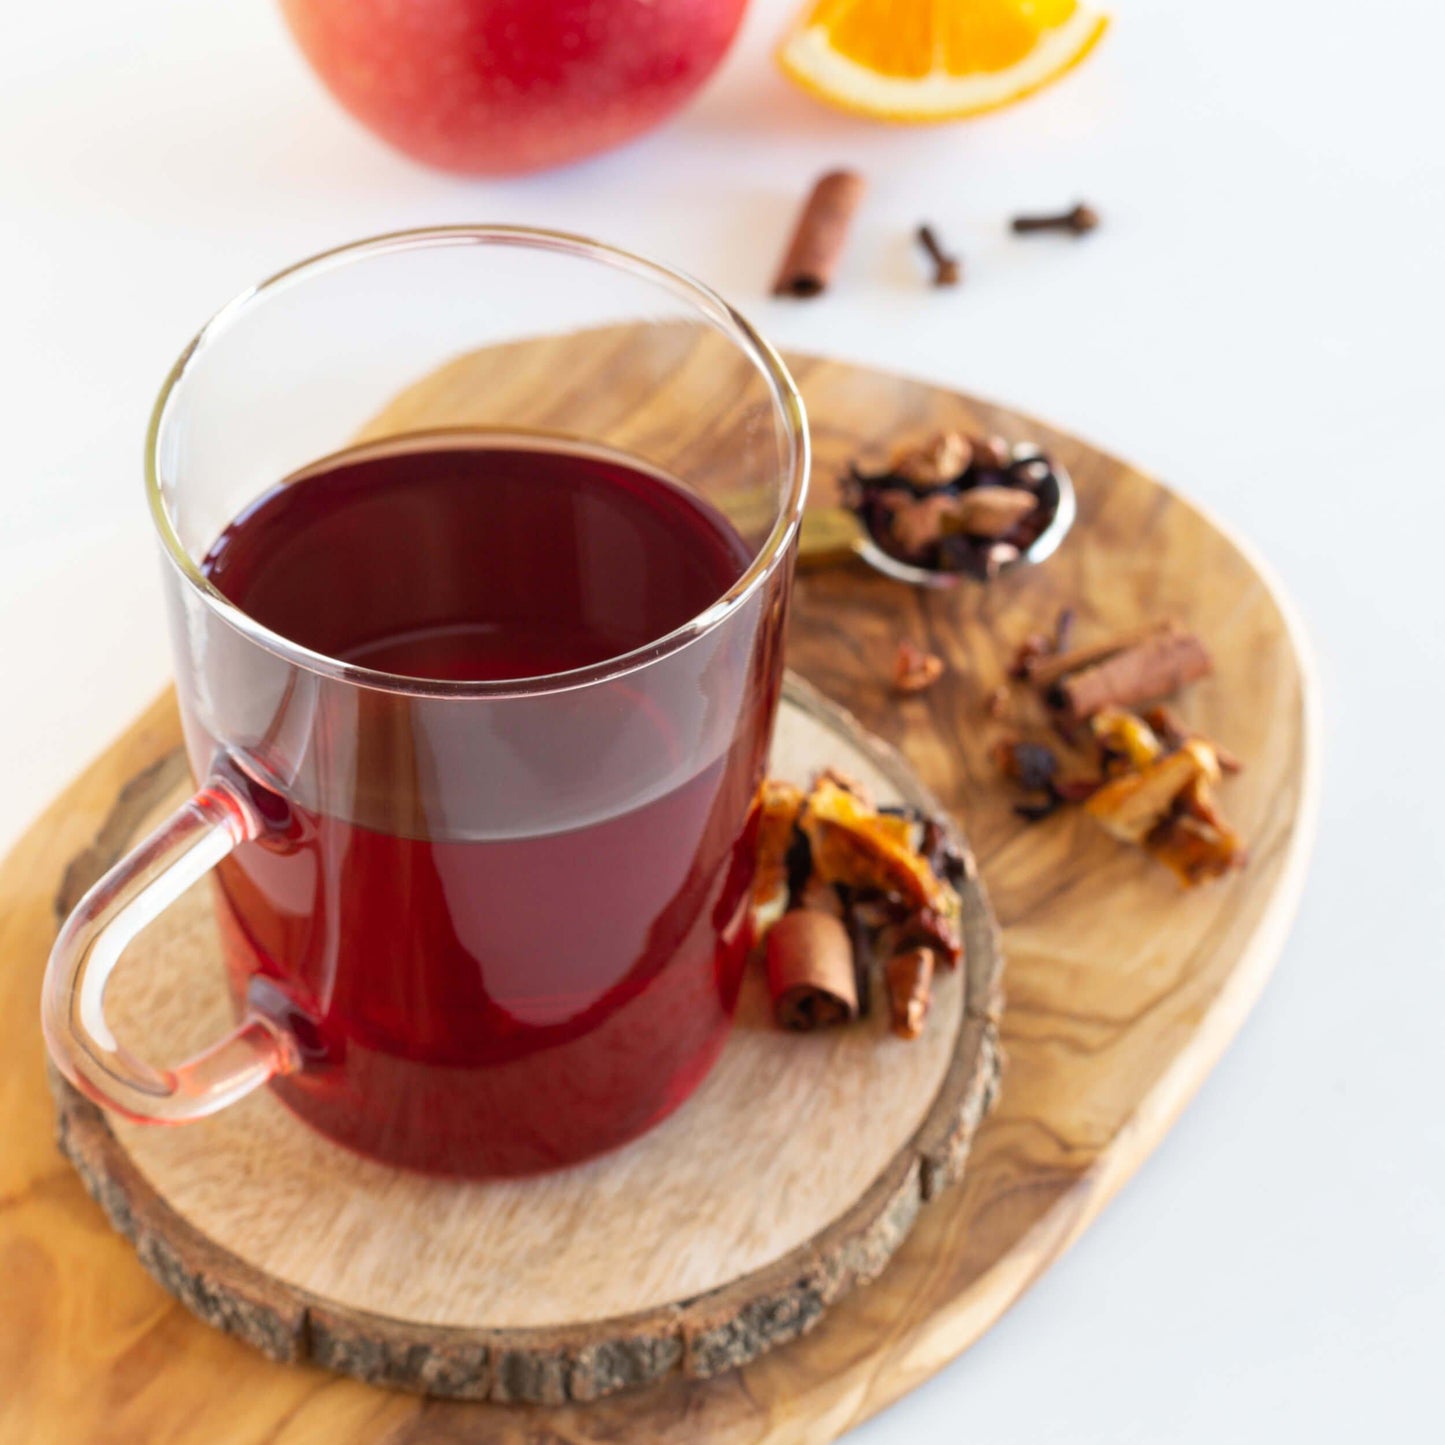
[4,1,1442,1440]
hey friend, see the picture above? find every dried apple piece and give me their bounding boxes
[1084,740,1219,846]
[1147,815,1246,886]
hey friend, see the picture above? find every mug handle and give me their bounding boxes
[42,777,298,1123]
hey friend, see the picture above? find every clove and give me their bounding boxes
[916,224,961,286]
[1010,202,1100,237]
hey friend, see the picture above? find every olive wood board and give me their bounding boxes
[0,331,1318,1443]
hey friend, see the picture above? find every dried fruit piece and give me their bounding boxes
[751,779,806,935]
[1144,764,1247,885]
[1053,776,1103,804]
[803,778,958,915]
[890,492,961,555]
[1147,815,1246,886]
[921,818,968,890]
[973,435,1014,470]
[1085,740,1219,845]
[884,947,935,1040]
[893,640,945,695]
[951,485,1038,539]
[1091,707,1164,770]
[891,430,971,487]
[816,765,875,811]
[869,812,915,848]
[757,779,805,842]
[1144,705,1244,774]
[892,903,963,968]
[1177,773,1229,833]
[994,738,1060,792]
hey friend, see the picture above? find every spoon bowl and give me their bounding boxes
[797,444,1077,588]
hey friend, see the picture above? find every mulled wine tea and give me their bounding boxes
[42,231,806,1189]
[198,435,773,1175]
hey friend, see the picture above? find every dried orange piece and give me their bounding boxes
[751,779,806,934]
[802,778,955,913]
[1091,707,1165,771]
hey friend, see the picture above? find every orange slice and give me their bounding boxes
[778,0,1109,123]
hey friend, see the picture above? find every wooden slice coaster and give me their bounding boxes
[50,678,1003,1404]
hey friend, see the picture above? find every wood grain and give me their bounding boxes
[0,330,1318,1443]
[49,679,1003,1402]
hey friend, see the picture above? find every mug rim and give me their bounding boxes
[144,225,810,700]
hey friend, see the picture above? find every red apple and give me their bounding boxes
[280,0,750,176]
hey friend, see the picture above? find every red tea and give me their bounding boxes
[200,436,770,1176]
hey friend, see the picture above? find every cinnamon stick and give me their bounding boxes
[884,947,935,1040]
[772,170,867,298]
[765,909,859,1030]
[1058,629,1213,720]
[1024,619,1174,690]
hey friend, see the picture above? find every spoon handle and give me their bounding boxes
[796,507,866,570]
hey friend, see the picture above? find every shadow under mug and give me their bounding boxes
[42,228,809,1177]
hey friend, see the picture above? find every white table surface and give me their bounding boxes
[4,1,1442,1438]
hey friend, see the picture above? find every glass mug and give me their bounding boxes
[42,229,809,1177]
